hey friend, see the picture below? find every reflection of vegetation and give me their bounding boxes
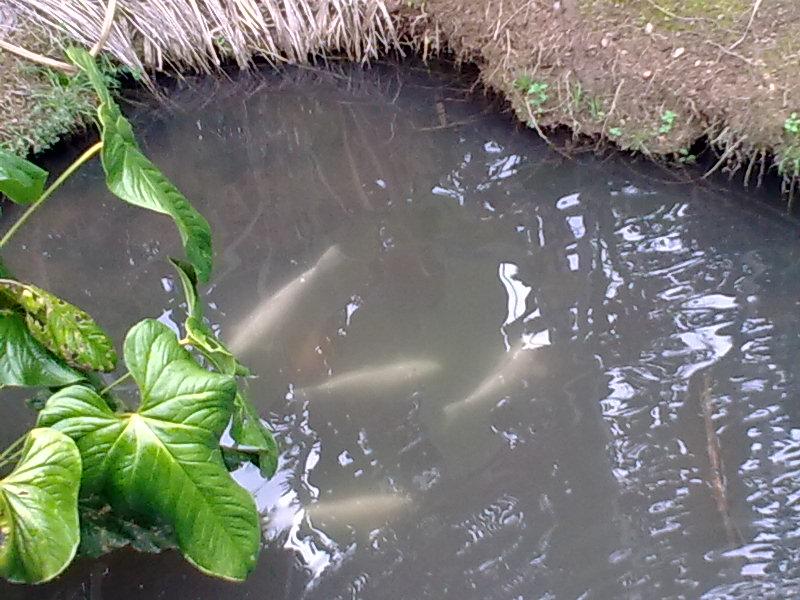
[0,48,274,584]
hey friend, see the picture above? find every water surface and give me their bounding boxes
[2,63,800,599]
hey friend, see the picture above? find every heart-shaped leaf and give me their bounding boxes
[38,319,261,580]
[170,259,276,477]
[0,311,83,388]
[68,48,213,283]
[0,428,82,584]
[0,149,47,205]
[0,280,117,372]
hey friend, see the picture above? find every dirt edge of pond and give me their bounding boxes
[3,0,800,199]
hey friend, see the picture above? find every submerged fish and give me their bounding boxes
[228,245,346,354]
[443,343,544,420]
[306,492,412,529]
[296,359,441,399]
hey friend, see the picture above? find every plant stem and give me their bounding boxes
[100,371,131,396]
[0,141,103,248]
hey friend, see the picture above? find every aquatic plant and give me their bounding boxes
[0,47,276,584]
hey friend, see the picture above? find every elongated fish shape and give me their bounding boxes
[296,359,441,399]
[228,245,345,354]
[307,492,412,529]
[443,343,544,420]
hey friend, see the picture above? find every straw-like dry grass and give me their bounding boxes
[0,0,407,154]
[5,0,399,72]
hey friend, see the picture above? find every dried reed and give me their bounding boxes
[5,0,400,73]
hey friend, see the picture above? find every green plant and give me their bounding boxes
[0,47,276,584]
[659,109,677,135]
[785,112,800,135]
[779,145,800,178]
[678,147,696,164]
[3,57,132,157]
[608,127,622,138]
[569,82,584,108]
[586,96,605,122]
[0,428,81,583]
[514,74,549,112]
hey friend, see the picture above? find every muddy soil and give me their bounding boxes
[416,0,800,191]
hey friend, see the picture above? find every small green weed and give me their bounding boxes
[4,55,135,155]
[586,97,605,122]
[785,112,800,136]
[779,145,800,178]
[608,127,622,138]
[569,83,584,108]
[659,110,678,135]
[514,75,549,112]
[780,113,800,177]
[678,147,696,164]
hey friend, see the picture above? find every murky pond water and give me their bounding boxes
[3,62,800,599]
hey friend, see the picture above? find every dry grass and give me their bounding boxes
[5,0,399,74]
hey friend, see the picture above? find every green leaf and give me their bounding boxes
[169,258,248,376]
[68,48,213,283]
[0,311,83,388]
[168,259,276,476]
[0,149,48,205]
[230,392,278,478]
[0,428,82,584]
[39,319,261,581]
[0,280,116,372]
[169,258,201,318]
[77,498,176,558]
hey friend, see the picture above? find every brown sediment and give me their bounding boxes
[1,0,800,198]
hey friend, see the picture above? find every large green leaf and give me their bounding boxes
[0,428,82,584]
[38,319,261,580]
[169,259,277,477]
[68,48,213,283]
[0,311,83,388]
[0,149,47,205]
[0,280,116,372]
